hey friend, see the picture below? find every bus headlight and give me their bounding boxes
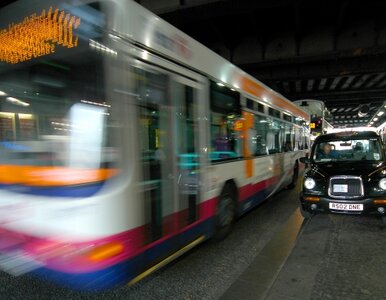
[304,178,316,190]
[379,178,386,190]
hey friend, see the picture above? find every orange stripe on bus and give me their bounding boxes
[242,112,254,178]
[0,165,118,186]
[240,76,310,121]
[245,159,253,178]
[242,111,254,158]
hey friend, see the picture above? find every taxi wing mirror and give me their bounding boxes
[299,157,310,164]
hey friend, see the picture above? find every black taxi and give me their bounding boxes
[299,131,386,224]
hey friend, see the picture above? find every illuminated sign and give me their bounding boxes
[233,120,244,131]
[0,7,81,64]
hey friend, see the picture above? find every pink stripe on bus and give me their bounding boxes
[239,176,279,201]
[1,176,282,274]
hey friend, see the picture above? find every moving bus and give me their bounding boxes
[0,0,310,290]
[294,99,332,141]
[377,110,386,143]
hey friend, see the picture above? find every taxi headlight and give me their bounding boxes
[304,178,316,190]
[379,178,386,190]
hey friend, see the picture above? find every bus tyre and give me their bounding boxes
[213,184,237,241]
[299,204,312,219]
[287,162,299,189]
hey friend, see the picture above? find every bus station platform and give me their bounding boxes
[221,210,386,300]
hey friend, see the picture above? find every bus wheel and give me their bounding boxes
[213,184,237,241]
[287,162,299,189]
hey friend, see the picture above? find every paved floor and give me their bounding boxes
[221,209,304,300]
[222,212,386,300]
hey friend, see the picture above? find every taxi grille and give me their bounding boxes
[328,176,363,198]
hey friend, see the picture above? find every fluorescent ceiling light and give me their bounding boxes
[18,113,33,119]
[6,97,30,107]
[0,112,14,118]
[81,100,111,108]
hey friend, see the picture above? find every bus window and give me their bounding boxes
[266,118,282,154]
[257,102,265,113]
[294,126,301,150]
[210,82,241,161]
[253,115,284,155]
[283,123,293,152]
[268,107,280,118]
[246,99,254,110]
[303,130,310,149]
[0,4,117,193]
[254,114,269,156]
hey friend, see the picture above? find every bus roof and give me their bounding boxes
[113,0,309,121]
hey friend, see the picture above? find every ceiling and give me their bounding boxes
[1,0,386,128]
[139,0,386,128]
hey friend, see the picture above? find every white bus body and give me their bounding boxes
[0,0,309,290]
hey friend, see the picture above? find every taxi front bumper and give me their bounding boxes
[300,194,386,216]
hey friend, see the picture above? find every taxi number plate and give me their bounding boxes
[329,203,363,211]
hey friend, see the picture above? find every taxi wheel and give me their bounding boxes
[299,204,312,219]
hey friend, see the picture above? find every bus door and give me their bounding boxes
[283,122,295,174]
[170,75,203,230]
[136,64,203,243]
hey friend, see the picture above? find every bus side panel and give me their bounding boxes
[29,217,215,291]
[203,152,301,217]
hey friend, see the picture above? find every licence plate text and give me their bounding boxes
[329,202,363,211]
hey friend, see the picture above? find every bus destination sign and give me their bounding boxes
[0,7,81,64]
